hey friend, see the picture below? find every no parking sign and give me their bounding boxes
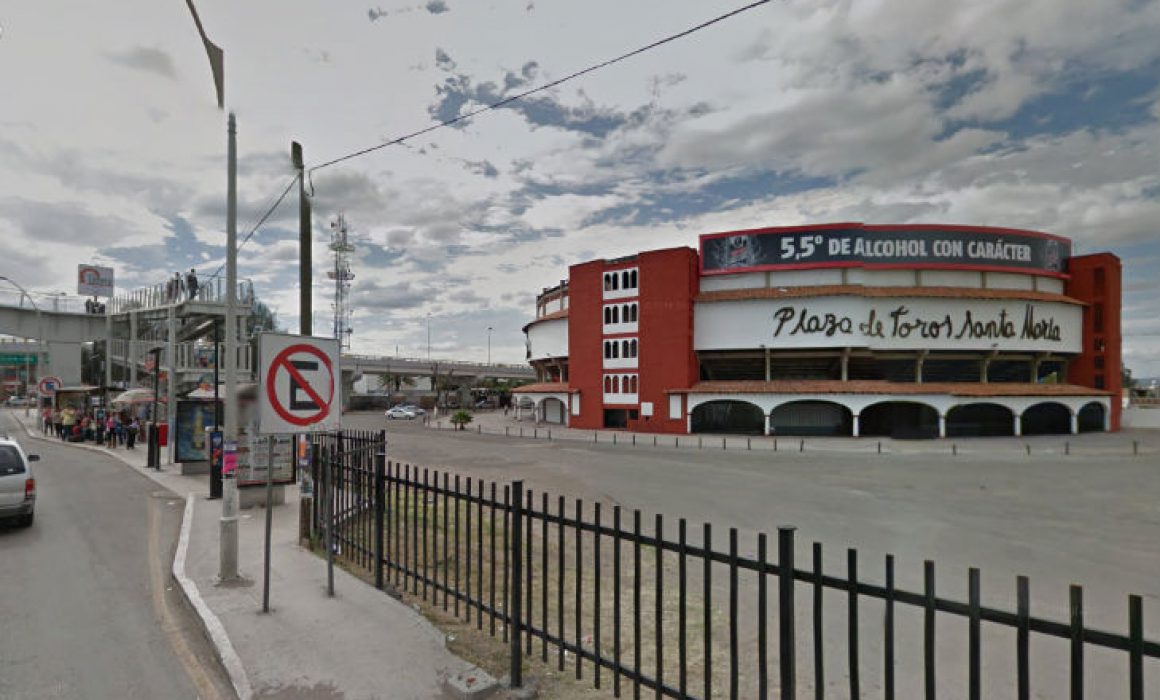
[258,333,341,434]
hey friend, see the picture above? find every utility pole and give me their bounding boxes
[487,326,493,366]
[220,112,240,583]
[292,142,311,336]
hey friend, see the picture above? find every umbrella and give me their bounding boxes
[185,382,258,401]
[111,388,160,405]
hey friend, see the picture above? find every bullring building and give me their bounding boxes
[515,223,1120,438]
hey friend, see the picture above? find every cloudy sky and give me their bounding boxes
[1,0,1158,374]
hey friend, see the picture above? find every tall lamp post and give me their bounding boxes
[487,326,493,366]
[426,313,432,362]
[0,276,44,417]
[184,0,237,582]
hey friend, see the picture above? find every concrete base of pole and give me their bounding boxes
[219,477,240,582]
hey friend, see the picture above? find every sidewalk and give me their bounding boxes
[10,411,474,700]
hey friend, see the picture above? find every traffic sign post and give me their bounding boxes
[38,376,62,397]
[257,333,341,612]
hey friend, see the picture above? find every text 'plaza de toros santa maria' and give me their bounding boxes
[515,223,1121,438]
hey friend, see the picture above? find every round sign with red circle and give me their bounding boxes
[264,344,335,427]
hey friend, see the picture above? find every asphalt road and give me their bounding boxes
[351,410,1160,696]
[0,412,233,700]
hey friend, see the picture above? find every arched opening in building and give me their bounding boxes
[1021,402,1071,435]
[946,403,1014,437]
[539,397,566,425]
[769,400,852,436]
[691,400,764,435]
[1077,402,1106,433]
[859,401,939,439]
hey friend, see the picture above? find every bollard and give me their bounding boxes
[1133,440,1138,456]
[953,443,958,456]
[478,424,482,434]
[519,427,523,438]
[747,438,751,451]
[722,437,726,450]
[799,439,804,453]
[1065,441,1069,455]
[505,427,509,437]
[877,441,881,454]
[548,430,551,441]
[632,434,636,446]
[1025,444,1031,456]
[595,432,598,443]
[698,437,702,449]
[613,433,617,445]
[653,435,657,447]
[534,428,538,440]
[774,438,778,452]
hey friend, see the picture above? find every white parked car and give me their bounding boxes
[398,404,426,416]
[385,407,417,420]
[0,437,38,527]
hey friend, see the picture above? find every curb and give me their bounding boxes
[175,494,254,700]
[11,415,253,700]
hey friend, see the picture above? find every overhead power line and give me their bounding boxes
[206,173,299,280]
[308,0,773,174]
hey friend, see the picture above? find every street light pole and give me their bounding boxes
[426,313,431,362]
[220,112,240,583]
[487,326,492,366]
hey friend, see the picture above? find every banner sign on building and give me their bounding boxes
[77,264,115,297]
[700,224,1071,278]
[693,296,1083,354]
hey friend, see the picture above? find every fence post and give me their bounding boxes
[325,437,336,597]
[374,436,386,591]
[510,480,524,688]
[778,527,796,699]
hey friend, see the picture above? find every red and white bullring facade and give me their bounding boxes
[517,223,1121,438]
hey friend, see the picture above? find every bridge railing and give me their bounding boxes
[0,287,89,314]
[110,276,254,314]
[343,353,534,372]
[108,339,253,374]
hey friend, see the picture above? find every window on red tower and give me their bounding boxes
[604,307,611,324]
[630,270,638,288]
[604,274,612,291]
[630,339,638,357]
[613,376,620,393]
[612,306,619,324]
[604,376,611,393]
[1093,303,1104,332]
[630,376,638,393]
[630,304,638,322]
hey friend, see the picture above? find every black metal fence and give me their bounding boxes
[310,430,1158,699]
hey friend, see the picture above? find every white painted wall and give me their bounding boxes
[986,272,1035,290]
[527,318,568,360]
[922,270,983,288]
[700,272,765,291]
[694,296,1082,353]
[1037,278,1065,294]
[769,268,844,287]
[848,268,922,285]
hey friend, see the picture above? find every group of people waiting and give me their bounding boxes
[167,268,201,303]
[42,406,141,449]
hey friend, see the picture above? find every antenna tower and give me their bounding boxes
[328,214,355,350]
